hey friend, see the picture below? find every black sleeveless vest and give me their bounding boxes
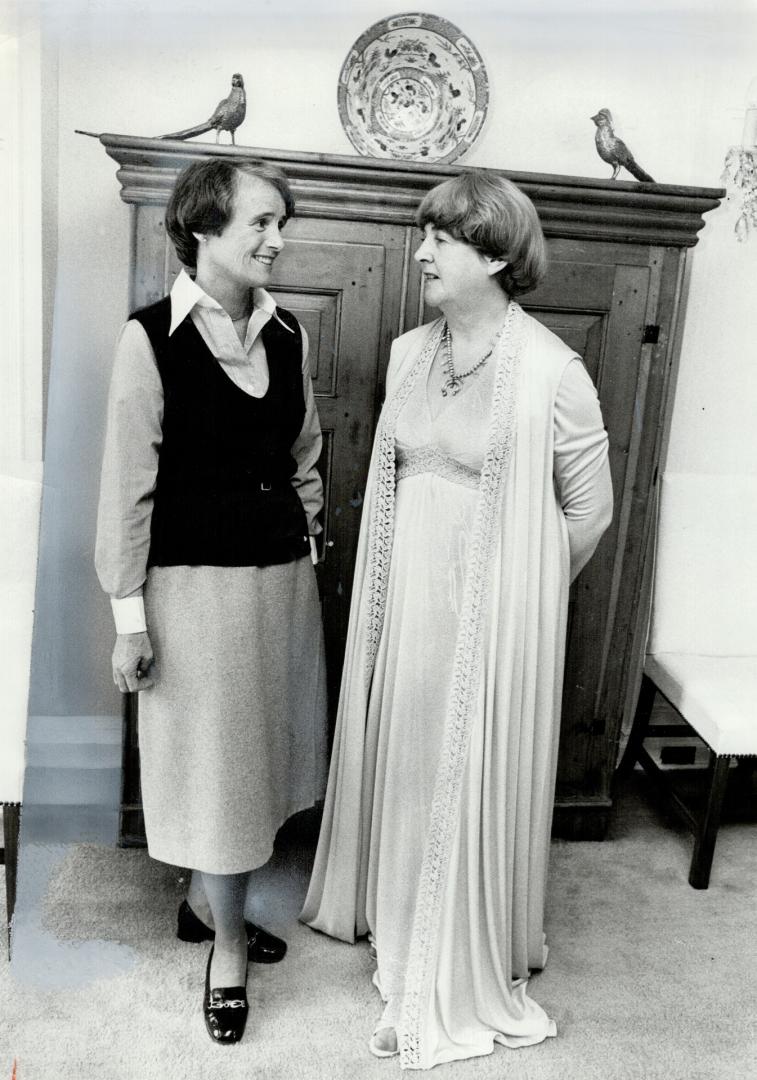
[131,296,310,568]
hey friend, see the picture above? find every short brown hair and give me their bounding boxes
[416,171,547,297]
[165,158,295,269]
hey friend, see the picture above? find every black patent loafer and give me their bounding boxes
[245,920,287,964]
[178,900,287,964]
[203,947,249,1045]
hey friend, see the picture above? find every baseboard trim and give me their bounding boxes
[552,798,613,841]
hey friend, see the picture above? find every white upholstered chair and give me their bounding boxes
[623,473,757,888]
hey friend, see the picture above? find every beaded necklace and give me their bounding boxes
[440,320,507,397]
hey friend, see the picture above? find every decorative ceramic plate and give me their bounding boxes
[338,12,489,164]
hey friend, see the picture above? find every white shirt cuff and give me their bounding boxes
[111,596,147,635]
[309,536,318,565]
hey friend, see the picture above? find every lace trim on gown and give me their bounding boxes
[395,445,481,489]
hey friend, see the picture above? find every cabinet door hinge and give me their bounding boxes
[643,324,660,344]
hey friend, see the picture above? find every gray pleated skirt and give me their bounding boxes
[139,557,328,874]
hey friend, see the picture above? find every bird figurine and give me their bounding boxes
[161,73,246,145]
[591,108,655,183]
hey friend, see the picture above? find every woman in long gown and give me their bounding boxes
[301,170,613,1069]
[96,158,327,1044]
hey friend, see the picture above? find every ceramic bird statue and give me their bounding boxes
[161,73,246,145]
[591,108,655,183]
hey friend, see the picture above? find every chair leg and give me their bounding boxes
[689,754,730,889]
[3,803,21,957]
[617,672,657,776]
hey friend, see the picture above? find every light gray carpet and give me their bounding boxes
[2,776,757,1079]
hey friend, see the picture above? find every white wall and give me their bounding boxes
[1,3,45,802]
[29,0,757,725]
[666,203,757,475]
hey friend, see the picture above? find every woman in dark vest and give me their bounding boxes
[95,158,327,1045]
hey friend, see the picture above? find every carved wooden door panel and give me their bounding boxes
[523,239,661,831]
[267,219,402,718]
[349,234,661,837]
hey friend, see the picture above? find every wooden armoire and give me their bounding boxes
[97,134,722,844]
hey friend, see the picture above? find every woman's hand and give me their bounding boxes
[112,631,156,693]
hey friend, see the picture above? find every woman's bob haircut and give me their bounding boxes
[416,170,547,297]
[166,158,295,270]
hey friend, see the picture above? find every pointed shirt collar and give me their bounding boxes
[168,268,294,337]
